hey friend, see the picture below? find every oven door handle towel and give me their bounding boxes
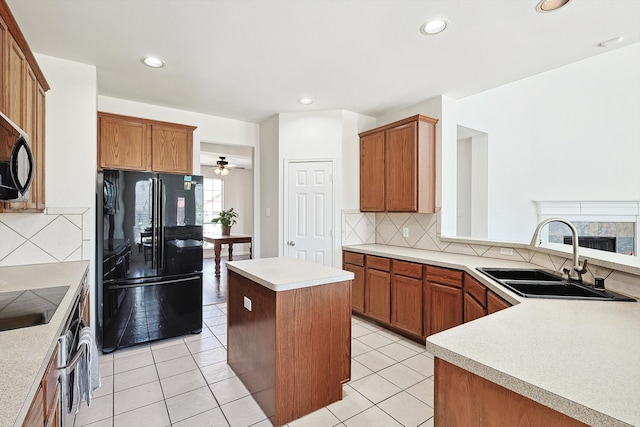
[75,326,101,411]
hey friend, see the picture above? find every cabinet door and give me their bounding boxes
[23,385,44,427]
[34,84,46,210]
[487,291,511,314]
[360,130,385,211]
[151,124,193,174]
[392,274,423,336]
[345,263,365,314]
[385,122,417,212]
[365,268,391,324]
[5,35,26,127]
[98,114,149,171]
[464,292,487,323]
[425,282,463,336]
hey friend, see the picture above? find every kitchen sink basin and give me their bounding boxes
[476,268,564,282]
[477,268,636,302]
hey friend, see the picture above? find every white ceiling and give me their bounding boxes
[7,0,640,124]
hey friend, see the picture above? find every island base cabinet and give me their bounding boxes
[434,358,588,427]
[227,270,351,426]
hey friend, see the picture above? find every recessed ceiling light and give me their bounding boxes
[298,98,313,105]
[598,36,624,47]
[141,57,165,68]
[420,19,448,35]
[536,0,572,13]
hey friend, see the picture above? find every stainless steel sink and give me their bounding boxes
[477,268,636,302]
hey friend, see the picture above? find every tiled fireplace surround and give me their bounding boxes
[1,208,639,298]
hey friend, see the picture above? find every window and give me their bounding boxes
[203,178,223,236]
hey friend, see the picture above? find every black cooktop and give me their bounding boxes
[0,286,70,332]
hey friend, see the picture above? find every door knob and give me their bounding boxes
[288,241,296,246]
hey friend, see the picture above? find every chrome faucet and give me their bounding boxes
[530,217,588,283]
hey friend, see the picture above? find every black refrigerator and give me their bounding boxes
[97,169,204,353]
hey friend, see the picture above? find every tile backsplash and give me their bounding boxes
[0,207,92,267]
[341,209,640,298]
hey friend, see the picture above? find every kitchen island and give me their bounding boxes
[225,257,353,427]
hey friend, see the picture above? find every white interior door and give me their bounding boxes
[286,161,334,266]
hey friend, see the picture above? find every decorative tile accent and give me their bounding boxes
[0,207,91,266]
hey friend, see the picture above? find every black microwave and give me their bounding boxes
[0,111,34,200]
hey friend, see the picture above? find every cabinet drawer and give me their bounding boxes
[465,275,487,307]
[426,266,463,288]
[392,260,423,279]
[366,255,391,271]
[343,251,365,267]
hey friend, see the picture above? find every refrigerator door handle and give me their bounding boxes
[158,178,165,272]
[108,276,197,289]
[151,177,159,270]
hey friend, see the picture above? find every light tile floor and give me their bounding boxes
[72,304,435,427]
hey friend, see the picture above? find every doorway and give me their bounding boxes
[284,160,335,266]
[456,126,488,238]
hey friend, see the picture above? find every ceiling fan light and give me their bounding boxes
[221,168,229,176]
[214,168,221,175]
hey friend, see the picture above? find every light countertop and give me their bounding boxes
[226,257,354,292]
[0,261,89,427]
[343,244,640,426]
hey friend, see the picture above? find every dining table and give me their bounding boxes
[204,233,253,277]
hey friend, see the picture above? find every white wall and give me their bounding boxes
[37,54,97,326]
[447,42,640,243]
[341,111,376,209]
[37,54,97,208]
[259,114,279,258]
[259,110,374,265]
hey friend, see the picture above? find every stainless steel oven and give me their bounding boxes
[57,290,88,427]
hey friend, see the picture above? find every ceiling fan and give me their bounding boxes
[213,156,230,175]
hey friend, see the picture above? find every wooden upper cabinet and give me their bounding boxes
[359,115,437,213]
[0,4,49,213]
[359,130,385,211]
[98,113,149,171]
[151,124,193,174]
[385,122,417,211]
[98,112,196,174]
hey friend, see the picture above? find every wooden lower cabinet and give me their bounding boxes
[365,268,391,323]
[391,260,423,337]
[424,266,464,336]
[343,250,513,341]
[343,252,365,314]
[23,386,44,427]
[487,290,511,314]
[391,275,423,336]
[434,358,587,426]
[464,274,488,323]
[464,293,486,323]
[23,342,60,427]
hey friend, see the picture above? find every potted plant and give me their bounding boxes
[212,207,238,235]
